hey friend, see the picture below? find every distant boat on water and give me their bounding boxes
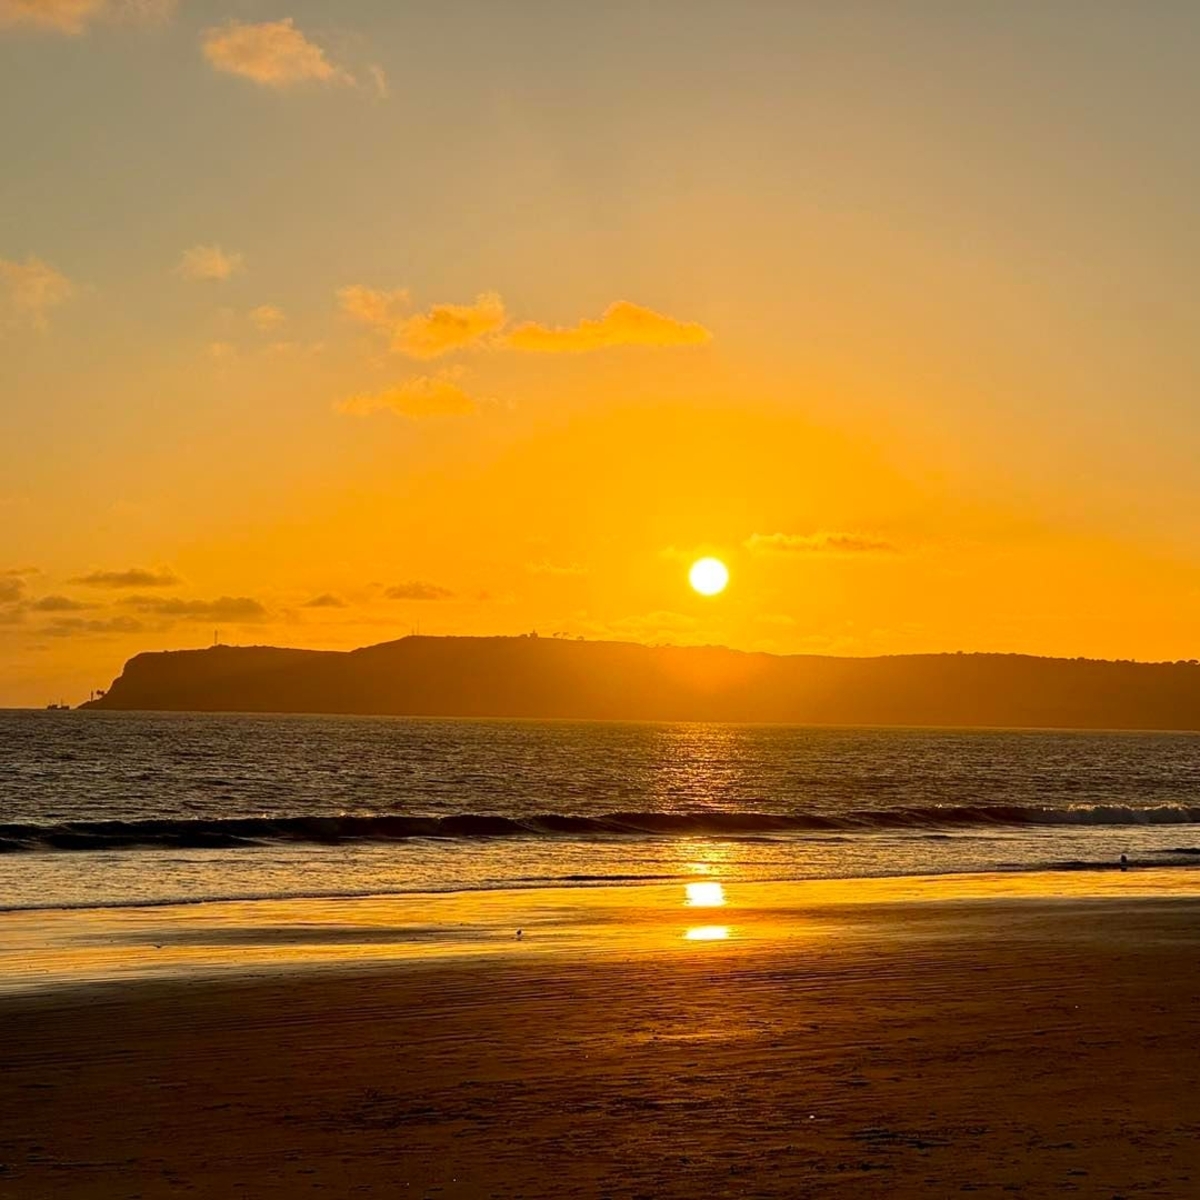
[45,701,70,711]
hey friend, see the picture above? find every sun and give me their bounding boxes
[689,557,729,596]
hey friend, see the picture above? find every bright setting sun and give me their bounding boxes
[688,557,729,597]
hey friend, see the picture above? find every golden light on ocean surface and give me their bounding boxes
[685,881,727,907]
[688,557,729,596]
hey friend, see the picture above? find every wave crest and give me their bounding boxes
[2,802,1200,853]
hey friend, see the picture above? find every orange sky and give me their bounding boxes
[3,2,1200,705]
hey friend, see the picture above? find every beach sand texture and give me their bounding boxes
[1,886,1198,1197]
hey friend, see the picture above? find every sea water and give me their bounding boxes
[2,710,1199,911]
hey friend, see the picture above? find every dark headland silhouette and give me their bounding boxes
[79,635,1200,731]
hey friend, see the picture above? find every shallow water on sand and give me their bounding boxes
[2,711,1199,910]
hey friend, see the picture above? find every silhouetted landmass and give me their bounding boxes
[76,635,1200,730]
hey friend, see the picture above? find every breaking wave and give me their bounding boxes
[3,803,1200,853]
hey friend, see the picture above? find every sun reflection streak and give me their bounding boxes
[684,925,731,941]
[685,881,727,907]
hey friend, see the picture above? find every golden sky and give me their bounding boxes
[3,2,1200,705]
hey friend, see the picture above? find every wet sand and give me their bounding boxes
[1,883,1199,1197]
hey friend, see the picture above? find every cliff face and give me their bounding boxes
[79,635,1200,731]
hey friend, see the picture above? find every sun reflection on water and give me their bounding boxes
[685,881,726,907]
[684,925,731,941]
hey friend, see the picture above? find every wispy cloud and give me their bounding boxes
[338,290,711,360]
[249,304,285,331]
[43,615,145,637]
[392,293,506,359]
[504,301,710,353]
[0,574,27,604]
[366,64,389,100]
[123,594,268,620]
[302,592,346,608]
[0,255,74,330]
[336,371,479,419]
[338,284,409,326]
[177,245,243,283]
[526,560,588,577]
[29,594,94,612]
[72,567,180,588]
[744,531,898,555]
[0,0,174,35]
[202,18,352,88]
[339,287,506,358]
[384,582,453,601]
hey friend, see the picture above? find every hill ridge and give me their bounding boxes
[79,635,1200,732]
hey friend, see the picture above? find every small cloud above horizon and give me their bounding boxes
[504,301,710,353]
[122,594,268,620]
[384,581,454,601]
[202,18,353,89]
[0,0,174,35]
[29,594,94,612]
[42,614,144,637]
[744,531,898,556]
[302,592,347,608]
[526,560,588,578]
[337,371,479,419]
[178,245,243,283]
[337,284,410,326]
[1,255,74,330]
[340,286,505,358]
[249,304,285,331]
[0,575,27,604]
[338,289,710,360]
[72,567,180,588]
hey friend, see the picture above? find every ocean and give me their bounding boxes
[3,709,1199,912]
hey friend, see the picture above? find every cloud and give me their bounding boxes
[337,289,706,358]
[178,245,243,283]
[367,64,389,100]
[249,304,285,331]
[338,284,409,326]
[336,372,479,419]
[0,0,103,32]
[384,582,453,601]
[43,615,144,637]
[0,0,173,35]
[265,339,324,357]
[72,567,180,588]
[0,255,74,330]
[504,301,711,353]
[30,594,93,612]
[302,592,346,608]
[526,560,588,577]
[339,286,505,358]
[202,18,351,88]
[744,531,898,555]
[124,594,268,620]
[0,576,26,604]
[392,293,506,359]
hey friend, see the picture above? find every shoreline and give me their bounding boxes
[1,878,1198,1196]
[4,867,1200,995]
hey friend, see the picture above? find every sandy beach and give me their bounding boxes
[1,875,1198,1197]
